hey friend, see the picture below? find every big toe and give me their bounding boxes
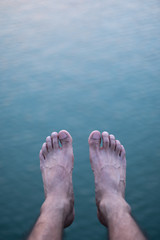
[59,130,72,148]
[88,130,101,149]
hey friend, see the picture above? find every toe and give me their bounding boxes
[115,140,122,155]
[39,149,45,169]
[51,132,59,149]
[109,134,116,150]
[42,142,48,158]
[102,131,109,149]
[39,149,45,161]
[120,145,126,160]
[59,130,72,148]
[88,130,101,149]
[46,136,52,151]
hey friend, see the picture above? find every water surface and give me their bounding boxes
[0,1,160,239]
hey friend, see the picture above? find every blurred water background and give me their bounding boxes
[0,0,160,239]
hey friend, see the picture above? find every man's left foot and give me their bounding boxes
[39,130,75,227]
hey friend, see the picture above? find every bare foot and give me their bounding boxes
[88,130,129,226]
[39,130,74,228]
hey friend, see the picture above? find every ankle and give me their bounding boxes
[98,195,131,226]
[40,197,70,220]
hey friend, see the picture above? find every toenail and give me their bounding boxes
[110,134,115,140]
[59,132,68,139]
[51,132,58,137]
[46,136,50,141]
[92,132,100,140]
[102,131,109,137]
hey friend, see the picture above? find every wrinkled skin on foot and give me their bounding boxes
[88,130,127,226]
[39,130,75,228]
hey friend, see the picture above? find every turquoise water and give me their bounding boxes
[0,0,160,239]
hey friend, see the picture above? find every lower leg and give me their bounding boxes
[28,197,67,240]
[88,130,146,240]
[99,196,146,240]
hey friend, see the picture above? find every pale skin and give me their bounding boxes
[28,130,146,240]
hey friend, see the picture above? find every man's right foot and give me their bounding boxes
[88,130,130,226]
